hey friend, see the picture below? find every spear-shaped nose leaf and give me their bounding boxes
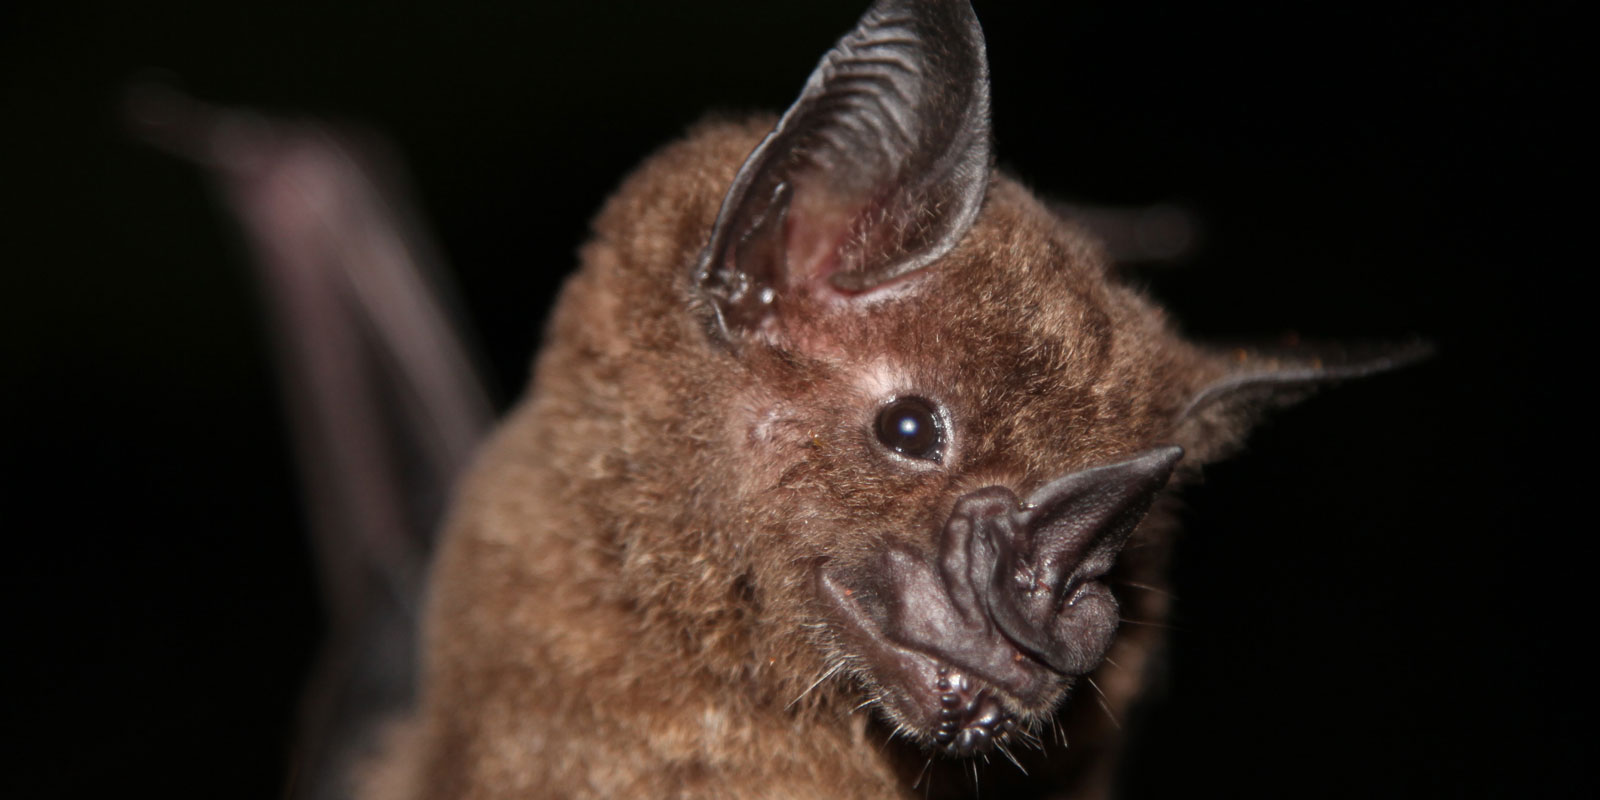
[982,446,1184,674]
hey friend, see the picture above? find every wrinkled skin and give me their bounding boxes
[820,447,1183,756]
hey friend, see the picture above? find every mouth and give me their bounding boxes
[816,446,1182,756]
[820,565,1099,756]
[933,667,1021,756]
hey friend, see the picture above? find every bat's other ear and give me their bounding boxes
[695,0,991,344]
[1172,340,1433,464]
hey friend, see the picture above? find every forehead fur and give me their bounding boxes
[574,118,1206,495]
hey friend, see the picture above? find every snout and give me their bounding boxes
[818,445,1184,753]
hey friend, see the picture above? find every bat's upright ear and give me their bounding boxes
[695,0,991,344]
[1172,340,1433,464]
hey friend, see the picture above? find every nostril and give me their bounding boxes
[1012,563,1044,595]
[1061,576,1096,607]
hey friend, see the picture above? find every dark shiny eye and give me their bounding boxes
[875,396,943,461]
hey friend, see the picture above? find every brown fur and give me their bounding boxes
[361,116,1270,799]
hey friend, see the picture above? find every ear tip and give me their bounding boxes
[1383,337,1437,369]
[1305,336,1437,378]
[1137,445,1186,479]
[1226,335,1436,379]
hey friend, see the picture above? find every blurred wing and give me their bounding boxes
[128,84,496,800]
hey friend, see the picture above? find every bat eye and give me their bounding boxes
[875,396,943,461]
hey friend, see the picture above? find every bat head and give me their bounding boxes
[546,0,1422,762]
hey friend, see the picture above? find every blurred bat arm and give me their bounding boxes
[126,84,495,799]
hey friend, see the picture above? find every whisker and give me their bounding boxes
[1085,677,1122,730]
[1112,579,1177,600]
[1118,616,1176,631]
[786,661,843,710]
[911,756,934,790]
[1009,722,1040,753]
[995,739,1028,774]
[1046,715,1069,748]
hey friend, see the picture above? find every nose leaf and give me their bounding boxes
[938,487,1017,626]
[820,447,1184,695]
[982,446,1184,674]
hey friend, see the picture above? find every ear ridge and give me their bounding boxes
[1174,339,1433,463]
[695,0,991,342]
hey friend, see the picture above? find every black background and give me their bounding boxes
[2,1,1584,797]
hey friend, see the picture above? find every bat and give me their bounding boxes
[133,1,1423,797]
